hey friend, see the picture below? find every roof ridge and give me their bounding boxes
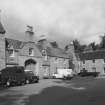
[5,38,24,43]
[83,49,105,54]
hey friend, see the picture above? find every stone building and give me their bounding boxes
[79,50,105,75]
[37,38,70,77]
[0,21,6,70]
[0,21,73,78]
[5,26,43,77]
[65,42,80,73]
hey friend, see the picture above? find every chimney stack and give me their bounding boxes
[25,25,34,42]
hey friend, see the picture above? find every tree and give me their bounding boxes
[99,35,105,49]
[73,39,80,52]
[88,42,96,51]
[73,39,86,53]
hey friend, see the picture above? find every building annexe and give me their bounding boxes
[79,50,105,75]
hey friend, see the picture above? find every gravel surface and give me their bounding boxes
[0,77,105,105]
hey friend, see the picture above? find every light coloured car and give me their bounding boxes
[52,69,74,79]
[52,73,63,79]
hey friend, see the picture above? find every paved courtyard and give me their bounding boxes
[0,77,105,105]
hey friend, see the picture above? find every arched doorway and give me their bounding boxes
[24,59,37,73]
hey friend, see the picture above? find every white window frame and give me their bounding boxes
[29,48,34,56]
[9,49,15,57]
[44,55,48,61]
[42,49,48,61]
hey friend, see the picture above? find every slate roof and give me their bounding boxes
[79,50,105,60]
[5,38,42,57]
[47,47,70,58]
[5,38,70,59]
[5,38,25,49]
[0,22,5,34]
[37,44,70,59]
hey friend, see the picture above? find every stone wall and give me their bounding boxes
[18,55,43,76]
[0,35,5,70]
[49,57,70,76]
[80,59,105,74]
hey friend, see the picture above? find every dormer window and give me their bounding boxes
[29,48,34,56]
[9,49,15,57]
[42,49,47,56]
[42,50,48,60]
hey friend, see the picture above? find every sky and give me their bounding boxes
[0,0,105,47]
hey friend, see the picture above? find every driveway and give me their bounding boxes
[0,77,105,105]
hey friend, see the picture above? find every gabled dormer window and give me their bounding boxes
[29,48,34,56]
[42,49,47,56]
[42,50,48,60]
[9,49,15,57]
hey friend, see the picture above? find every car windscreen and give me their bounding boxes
[24,70,34,75]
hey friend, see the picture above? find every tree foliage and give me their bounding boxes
[73,40,87,53]
[99,35,105,49]
[65,34,105,53]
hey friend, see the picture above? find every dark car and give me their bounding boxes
[0,66,25,87]
[24,69,39,84]
[0,66,39,87]
[78,70,99,77]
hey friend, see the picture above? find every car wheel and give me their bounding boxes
[26,80,30,84]
[6,81,10,87]
[22,81,25,85]
[36,80,39,83]
[63,76,66,80]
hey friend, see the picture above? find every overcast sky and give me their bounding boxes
[0,0,105,47]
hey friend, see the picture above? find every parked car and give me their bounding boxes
[63,74,73,80]
[24,69,39,83]
[52,73,62,79]
[0,66,25,87]
[52,69,74,79]
[78,70,99,77]
[43,73,50,79]
[0,66,39,87]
